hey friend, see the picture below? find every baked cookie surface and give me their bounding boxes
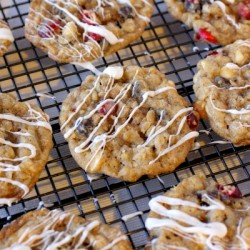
[59,66,199,182]
[0,93,53,206]
[193,39,250,146]
[0,208,132,249]
[145,174,250,249]
[164,0,250,45]
[0,20,14,56]
[25,0,154,63]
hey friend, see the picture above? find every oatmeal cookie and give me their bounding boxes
[0,208,132,249]
[0,93,53,206]
[25,0,154,64]
[59,66,199,182]
[145,174,250,249]
[0,20,14,56]
[164,0,250,45]
[193,39,250,146]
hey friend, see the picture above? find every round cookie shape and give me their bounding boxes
[0,20,14,56]
[145,174,250,249]
[193,39,250,146]
[0,208,132,249]
[59,66,199,182]
[0,93,53,206]
[164,0,250,45]
[25,0,154,64]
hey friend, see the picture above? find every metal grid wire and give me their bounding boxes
[0,0,250,249]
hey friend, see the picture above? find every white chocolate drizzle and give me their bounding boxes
[209,90,250,115]
[3,209,128,249]
[121,211,143,221]
[0,96,52,206]
[214,1,240,29]
[35,92,56,100]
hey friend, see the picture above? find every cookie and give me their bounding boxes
[0,93,53,206]
[145,174,250,249]
[0,20,14,56]
[164,0,250,45]
[0,208,132,249]
[59,66,199,182]
[193,39,250,146]
[25,0,154,64]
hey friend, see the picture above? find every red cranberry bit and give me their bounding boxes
[187,112,198,131]
[238,2,250,20]
[218,184,243,198]
[207,51,219,57]
[99,101,118,116]
[85,32,103,42]
[195,28,217,44]
[38,19,61,38]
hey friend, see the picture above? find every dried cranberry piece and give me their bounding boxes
[38,19,61,38]
[207,51,219,57]
[99,101,118,116]
[85,32,103,42]
[187,112,198,131]
[218,184,243,198]
[195,28,217,44]
[238,2,250,20]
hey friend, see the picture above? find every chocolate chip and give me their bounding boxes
[75,118,92,136]
[185,0,202,13]
[185,0,211,13]
[119,5,134,20]
[132,81,143,101]
[214,76,231,89]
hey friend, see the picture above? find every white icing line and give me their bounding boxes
[72,62,102,75]
[35,93,56,100]
[209,93,250,115]
[149,131,199,165]
[121,211,143,221]
[208,140,231,145]
[0,114,52,131]
[214,1,240,29]
[0,177,29,198]
[0,137,36,162]
[138,107,193,148]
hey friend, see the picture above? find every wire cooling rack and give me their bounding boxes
[0,0,250,249]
